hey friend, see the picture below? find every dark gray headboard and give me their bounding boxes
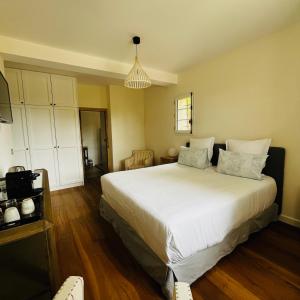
[186,142,285,214]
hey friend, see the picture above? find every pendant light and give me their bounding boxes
[124,36,151,89]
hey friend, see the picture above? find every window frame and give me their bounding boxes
[174,92,193,135]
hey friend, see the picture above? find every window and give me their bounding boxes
[175,93,193,134]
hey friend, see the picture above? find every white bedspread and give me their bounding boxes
[101,163,276,264]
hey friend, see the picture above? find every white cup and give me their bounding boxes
[21,198,35,215]
[4,207,21,223]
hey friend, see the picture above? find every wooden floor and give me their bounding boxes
[51,179,300,300]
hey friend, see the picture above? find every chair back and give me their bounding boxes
[133,150,153,165]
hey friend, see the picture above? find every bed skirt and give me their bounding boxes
[99,197,278,299]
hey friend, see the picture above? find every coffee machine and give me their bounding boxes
[5,170,40,199]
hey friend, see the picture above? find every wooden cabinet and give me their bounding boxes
[54,107,79,148]
[25,106,57,149]
[11,105,31,169]
[5,69,24,105]
[54,107,82,185]
[51,75,77,107]
[6,68,83,190]
[0,170,58,300]
[26,106,59,188]
[22,70,52,106]
[57,148,82,185]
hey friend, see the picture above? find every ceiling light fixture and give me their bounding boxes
[124,36,151,89]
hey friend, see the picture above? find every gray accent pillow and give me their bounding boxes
[178,147,209,169]
[217,149,268,180]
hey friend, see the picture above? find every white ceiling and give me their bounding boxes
[0,0,300,73]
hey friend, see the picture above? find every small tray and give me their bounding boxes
[0,188,44,231]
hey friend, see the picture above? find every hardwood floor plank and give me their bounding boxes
[214,249,300,300]
[52,180,300,299]
[205,267,260,300]
[192,277,230,300]
[239,246,300,289]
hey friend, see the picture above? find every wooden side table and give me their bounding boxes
[160,156,178,164]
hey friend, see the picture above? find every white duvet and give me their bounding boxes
[101,163,276,264]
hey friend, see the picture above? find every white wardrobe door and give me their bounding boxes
[54,107,82,185]
[26,106,59,187]
[57,148,82,185]
[22,70,52,106]
[54,108,79,147]
[51,75,77,107]
[5,69,24,105]
[30,149,58,188]
[11,105,31,169]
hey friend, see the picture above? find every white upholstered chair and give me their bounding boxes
[53,276,84,300]
[124,150,154,170]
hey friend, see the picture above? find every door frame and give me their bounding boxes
[78,107,110,178]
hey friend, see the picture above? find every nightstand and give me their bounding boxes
[160,156,178,164]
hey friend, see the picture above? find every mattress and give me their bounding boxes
[101,163,276,264]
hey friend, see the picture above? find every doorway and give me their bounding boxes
[79,108,109,181]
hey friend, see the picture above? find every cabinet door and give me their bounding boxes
[11,105,31,169]
[26,106,59,187]
[5,69,24,105]
[54,107,82,185]
[57,147,82,185]
[54,108,79,147]
[51,75,77,107]
[30,148,59,188]
[22,71,52,106]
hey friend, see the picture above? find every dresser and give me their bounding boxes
[0,170,58,300]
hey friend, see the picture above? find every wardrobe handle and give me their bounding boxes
[57,145,60,148]
[26,148,29,150]
[53,103,56,106]
[20,101,24,104]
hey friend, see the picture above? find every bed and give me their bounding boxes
[99,144,285,298]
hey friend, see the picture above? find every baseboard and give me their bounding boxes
[50,181,84,192]
[279,214,300,228]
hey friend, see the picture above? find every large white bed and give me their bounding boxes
[101,163,277,264]
[100,144,285,298]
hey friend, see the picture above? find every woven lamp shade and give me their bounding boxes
[125,56,151,89]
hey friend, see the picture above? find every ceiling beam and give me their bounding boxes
[0,35,177,86]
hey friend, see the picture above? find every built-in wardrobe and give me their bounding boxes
[5,68,83,190]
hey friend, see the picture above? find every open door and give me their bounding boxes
[79,109,109,181]
[98,111,108,173]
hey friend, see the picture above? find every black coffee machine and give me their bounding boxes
[5,170,40,199]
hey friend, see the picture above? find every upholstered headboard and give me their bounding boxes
[186,142,285,214]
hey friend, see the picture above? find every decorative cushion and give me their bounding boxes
[217,149,268,180]
[178,147,209,169]
[190,137,215,161]
[226,138,271,155]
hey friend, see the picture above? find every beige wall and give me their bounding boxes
[0,55,13,177]
[78,83,108,108]
[145,22,300,226]
[109,85,145,171]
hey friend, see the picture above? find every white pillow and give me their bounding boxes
[190,137,215,161]
[226,138,271,155]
